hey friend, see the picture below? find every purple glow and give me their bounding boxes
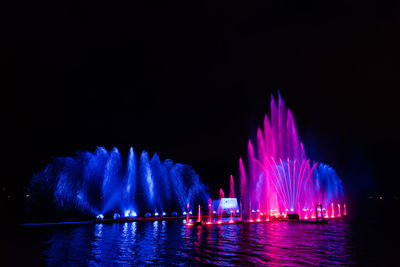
[238,93,345,219]
[229,175,235,198]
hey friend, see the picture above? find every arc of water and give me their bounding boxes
[287,158,293,211]
[279,158,291,210]
[298,162,319,207]
[264,157,290,210]
[296,159,310,208]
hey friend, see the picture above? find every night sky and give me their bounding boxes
[1,1,400,216]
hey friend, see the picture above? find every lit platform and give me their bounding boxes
[23,215,346,227]
[188,220,243,226]
[95,216,197,224]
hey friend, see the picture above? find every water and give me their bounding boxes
[5,218,397,266]
[29,147,209,219]
[238,93,344,219]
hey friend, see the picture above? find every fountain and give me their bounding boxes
[29,147,209,219]
[198,205,201,222]
[27,93,345,226]
[229,175,236,216]
[229,175,235,198]
[207,198,212,224]
[238,93,345,221]
[185,203,192,225]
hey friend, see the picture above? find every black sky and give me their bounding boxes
[1,1,400,208]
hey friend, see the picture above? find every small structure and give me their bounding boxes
[315,204,324,222]
[213,198,239,215]
[287,213,299,220]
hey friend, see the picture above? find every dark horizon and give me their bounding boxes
[1,1,400,219]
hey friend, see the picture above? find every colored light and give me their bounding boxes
[237,94,345,219]
[123,209,137,217]
[96,214,104,220]
[30,146,210,220]
[219,198,239,210]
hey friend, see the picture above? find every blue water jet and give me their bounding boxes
[29,147,209,218]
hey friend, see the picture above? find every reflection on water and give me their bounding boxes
[13,218,397,266]
[36,220,357,266]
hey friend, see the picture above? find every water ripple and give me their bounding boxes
[16,219,390,266]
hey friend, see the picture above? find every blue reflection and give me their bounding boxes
[38,220,354,266]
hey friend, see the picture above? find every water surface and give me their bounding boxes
[5,218,397,266]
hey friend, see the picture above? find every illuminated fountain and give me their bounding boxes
[197,204,201,222]
[29,147,209,219]
[185,203,192,225]
[207,198,212,224]
[229,175,236,217]
[238,93,345,220]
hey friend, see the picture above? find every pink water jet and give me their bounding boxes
[208,198,212,224]
[237,93,345,220]
[229,175,236,216]
[198,204,201,222]
[186,203,192,226]
[229,175,235,198]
